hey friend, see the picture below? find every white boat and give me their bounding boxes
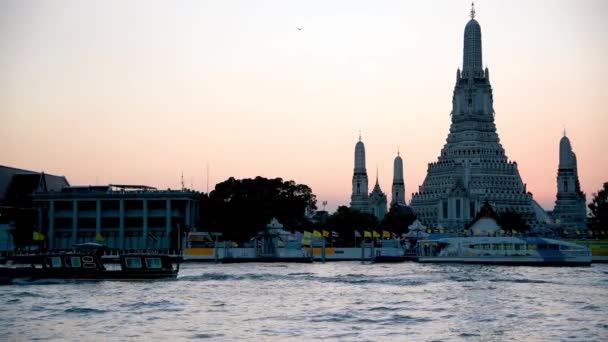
[417,236,591,266]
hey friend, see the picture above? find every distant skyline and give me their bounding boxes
[1,0,607,212]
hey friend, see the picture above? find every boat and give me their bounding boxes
[565,239,608,263]
[417,236,592,266]
[0,243,181,283]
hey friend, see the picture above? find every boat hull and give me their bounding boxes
[0,267,178,282]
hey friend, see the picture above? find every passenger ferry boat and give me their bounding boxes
[417,236,592,266]
[0,243,181,283]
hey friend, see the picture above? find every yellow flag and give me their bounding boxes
[382,230,390,238]
[33,231,45,241]
[95,232,105,243]
[304,231,312,237]
[364,231,371,238]
[322,230,329,238]
[512,230,517,235]
[373,231,380,238]
[313,230,322,237]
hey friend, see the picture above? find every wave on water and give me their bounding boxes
[64,307,107,314]
[179,272,432,287]
[191,333,225,339]
[6,291,46,298]
[489,278,554,284]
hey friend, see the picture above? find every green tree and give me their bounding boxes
[201,177,316,242]
[379,204,417,235]
[496,210,530,233]
[325,206,378,246]
[588,182,608,233]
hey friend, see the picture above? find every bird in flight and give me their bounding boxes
[297,27,302,31]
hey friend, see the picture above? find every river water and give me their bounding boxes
[1,262,607,341]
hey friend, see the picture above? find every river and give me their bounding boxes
[1,262,607,341]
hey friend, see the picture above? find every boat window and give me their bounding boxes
[125,257,142,268]
[67,256,82,268]
[145,258,162,269]
[49,257,62,268]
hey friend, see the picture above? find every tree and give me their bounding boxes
[379,204,417,235]
[496,210,530,233]
[200,177,317,242]
[325,206,378,246]
[588,182,608,233]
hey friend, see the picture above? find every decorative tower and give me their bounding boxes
[391,150,406,206]
[409,3,547,230]
[553,133,587,232]
[350,133,370,213]
[369,169,388,220]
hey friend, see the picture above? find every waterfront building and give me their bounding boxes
[391,151,406,206]
[350,134,370,214]
[409,4,549,230]
[33,185,200,250]
[552,133,587,233]
[0,165,70,249]
[369,171,388,221]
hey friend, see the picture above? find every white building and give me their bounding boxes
[391,151,406,207]
[552,134,587,232]
[34,185,200,250]
[410,5,548,230]
[350,134,370,213]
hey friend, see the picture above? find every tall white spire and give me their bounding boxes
[463,2,482,75]
[350,134,370,213]
[391,151,406,206]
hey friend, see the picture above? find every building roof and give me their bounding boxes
[0,165,69,206]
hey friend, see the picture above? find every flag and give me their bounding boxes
[304,231,312,237]
[363,231,371,238]
[322,230,330,238]
[382,230,391,238]
[313,230,322,237]
[354,230,361,238]
[373,231,380,238]
[301,237,311,246]
[95,232,105,243]
[33,231,45,241]
[512,230,517,235]
[426,229,432,234]
[331,231,339,238]
[439,228,445,234]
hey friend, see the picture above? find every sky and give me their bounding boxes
[1,0,607,212]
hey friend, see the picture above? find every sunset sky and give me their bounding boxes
[1,0,607,212]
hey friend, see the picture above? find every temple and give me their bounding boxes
[391,151,406,207]
[349,135,387,220]
[409,4,549,230]
[350,134,370,213]
[551,133,587,232]
[369,170,388,221]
